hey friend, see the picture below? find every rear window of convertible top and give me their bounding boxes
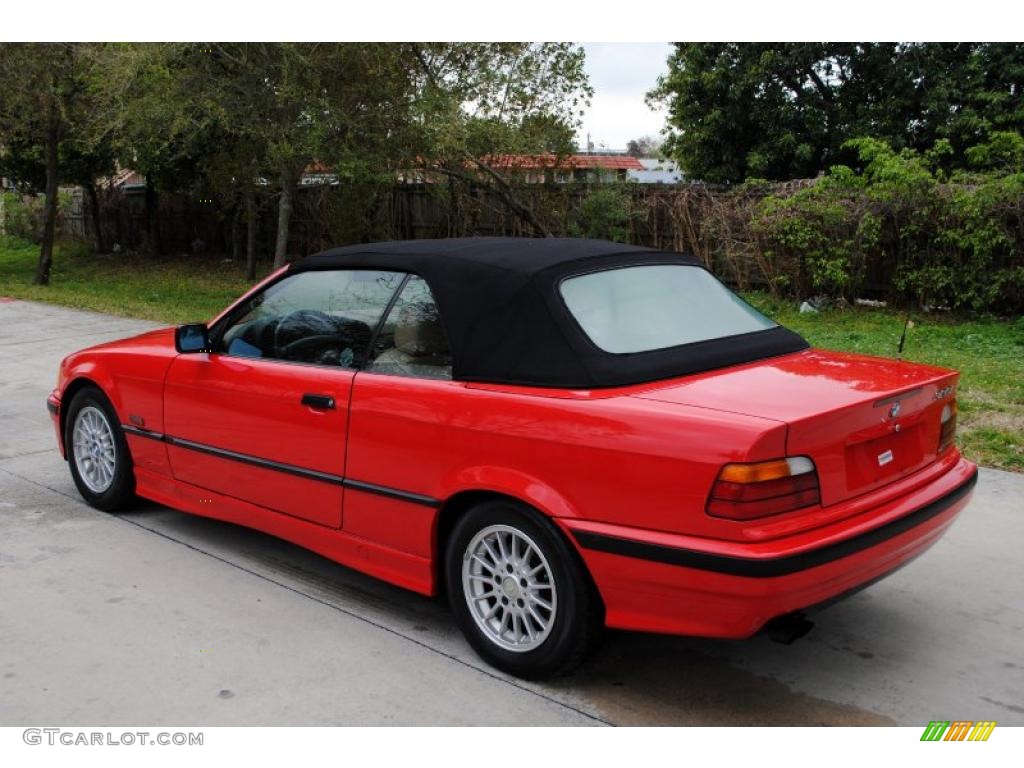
[559,264,776,354]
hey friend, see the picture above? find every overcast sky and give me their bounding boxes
[578,43,673,151]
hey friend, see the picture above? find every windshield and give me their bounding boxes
[560,264,777,354]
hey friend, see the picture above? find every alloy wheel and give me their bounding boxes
[461,524,558,652]
[72,405,117,494]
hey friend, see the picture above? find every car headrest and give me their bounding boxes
[394,301,448,358]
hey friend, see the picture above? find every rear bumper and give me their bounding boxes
[564,456,977,638]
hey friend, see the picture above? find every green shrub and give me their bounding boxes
[753,177,880,299]
[0,191,77,244]
[569,182,636,243]
[0,192,45,241]
[749,134,1024,313]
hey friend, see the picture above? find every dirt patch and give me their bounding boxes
[961,408,1024,433]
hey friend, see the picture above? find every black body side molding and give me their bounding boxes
[573,467,977,578]
[121,425,440,508]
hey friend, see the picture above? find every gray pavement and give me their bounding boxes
[1,297,1022,726]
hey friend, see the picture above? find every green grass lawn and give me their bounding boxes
[3,236,1022,472]
[0,237,256,324]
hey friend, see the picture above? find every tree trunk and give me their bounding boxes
[231,211,239,262]
[273,169,294,270]
[85,179,105,254]
[245,187,257,281]
[144,176,161,255]
[34,98,60,286]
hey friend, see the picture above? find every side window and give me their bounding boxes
[217,270,404,367]
[366,276,452,380]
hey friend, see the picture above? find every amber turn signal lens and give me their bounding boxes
[718,457,814,484]
[707,457,820,521]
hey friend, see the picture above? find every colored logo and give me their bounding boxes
[920,721,996,741]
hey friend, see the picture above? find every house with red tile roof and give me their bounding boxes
[482,154,645,183]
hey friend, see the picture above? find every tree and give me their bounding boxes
[3,43,592,275]
[648,43,1024,183]
[62,138,118,255]
[95,43,247,256]
[120,43,421,269]
[0,43,113,283]
[199,43,590,253]
[408,43,591,235]
[204,44,423,268]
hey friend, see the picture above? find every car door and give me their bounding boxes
[162,268,406,527]
[344,275,463,555]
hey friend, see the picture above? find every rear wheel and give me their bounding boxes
[65,386,135,511]
[446,499,600,679]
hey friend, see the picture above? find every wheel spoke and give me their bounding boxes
[527,604,546,629]
[521,542,536,563]
[528,594,553,612]
[498,610,511,637]
[526,563,546,578]
[470,554,496,573]
[481,538,500,565]
[522,613,536,642]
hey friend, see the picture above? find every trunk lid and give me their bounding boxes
[633,349,958,505]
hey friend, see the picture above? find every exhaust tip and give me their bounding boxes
[764,612,815,644]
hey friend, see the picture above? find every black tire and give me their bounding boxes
[445,498,601,680]
[64,386,136,512]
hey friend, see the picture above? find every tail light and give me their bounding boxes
[938,400,957,453]
[707,457,821,520]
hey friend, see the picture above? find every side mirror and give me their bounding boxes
[175,323,211,354]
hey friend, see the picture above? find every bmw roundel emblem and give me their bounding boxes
[889,402,901,419]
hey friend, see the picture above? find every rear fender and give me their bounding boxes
[439,465,581,521]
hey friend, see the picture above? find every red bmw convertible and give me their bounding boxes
[48,238,976,678]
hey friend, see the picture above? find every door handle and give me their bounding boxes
[301,393,336,410]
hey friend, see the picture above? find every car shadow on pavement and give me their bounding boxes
[115,497,899,725]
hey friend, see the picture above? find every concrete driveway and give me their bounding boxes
[1,298,1022,726]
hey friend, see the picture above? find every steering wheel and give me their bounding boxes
[272,309,374,368]
[272,310,346,363]
[279,334,345,359]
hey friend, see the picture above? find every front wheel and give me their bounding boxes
[446,499,601,679]
[65,386,136,511]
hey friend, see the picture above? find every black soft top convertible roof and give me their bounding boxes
[293,237,808,389]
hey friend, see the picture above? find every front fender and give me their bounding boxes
[60,360,127,416]
[54,329,178,473]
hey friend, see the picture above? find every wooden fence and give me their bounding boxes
[53,179,888,297]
